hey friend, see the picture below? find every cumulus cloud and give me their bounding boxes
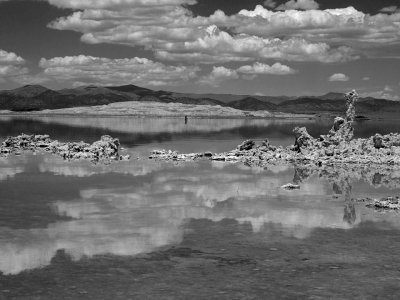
[380,6,399,13]
[38,55,199,87]
[328,73,349,82]
[45,0,400,65]
[237,62,296,75]
[263,0,276,9]
[236,6,400,53]
[0,49,29,80]
[276,0,320,11]
[198,66,238,87]
[47,3,382,65]
[199,62,296,86]
[156,25,357,64]
[0,49,25,64]
[25,1,397,74]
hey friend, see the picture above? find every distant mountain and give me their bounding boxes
[318,92,345,101]
[276,96,400,115]
[277,97,345,113]
[0,85,134,111]
[0,83,399,115]
[173,97,226,106]
[0,85,51,98]
[174,92,294,104]
[228,97,277,111]
[58,85,125,96]
[107,84,155,96]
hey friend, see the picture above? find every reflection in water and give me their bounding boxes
[1,116,400,276]
[38,155,165,178]
[343,203,357,225]
[294,164,400,191]
[0,156,26,181]
[2,155,400,275]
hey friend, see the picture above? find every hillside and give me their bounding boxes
[228,97,277,111]
[0,84,398,116]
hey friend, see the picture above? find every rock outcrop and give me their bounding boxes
[149,90,400,168]
[366,197,400,210]
[0,134,129,163]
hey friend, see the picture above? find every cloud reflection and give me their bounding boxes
[0,156,26,181]
[0,160,369,275]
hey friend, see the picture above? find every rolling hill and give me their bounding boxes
[0,84,399,116]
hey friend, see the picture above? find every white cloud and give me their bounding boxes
[328,73,349,82]
[236,6,400,53]
[198,66,238,87]
[38,1,400,68]
[237,62,296,75]
[276,0,320,11]
[263,0,277,8]
[380,6,399,13]
[39,55,199,87]
[156,26,357,64]
[46,3,369,65]
[0,65,28,77]
[384,85,393,92]
[0,49,29,79]
[199,62,296,86]
[0,49,25,64]
[237,6,366,38]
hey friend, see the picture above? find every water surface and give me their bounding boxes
[1,116,400,299]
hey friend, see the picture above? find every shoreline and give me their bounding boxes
[149,91,400,169]
[0,110,314,120]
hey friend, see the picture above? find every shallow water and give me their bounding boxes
[1,116,400,299]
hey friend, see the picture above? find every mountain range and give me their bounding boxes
[0,84,399,116]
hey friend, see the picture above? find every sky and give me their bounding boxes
[0,0,400,98]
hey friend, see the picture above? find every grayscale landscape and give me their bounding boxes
[1,0,400,299]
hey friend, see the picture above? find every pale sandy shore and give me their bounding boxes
[0,101,313,119]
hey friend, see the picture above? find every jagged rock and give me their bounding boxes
[204,152,213,157]
[281,183,300,190]
[293,127,316,151]
[150,89,400,169]
[332,117,345,132]
[0,134,125,163]
[237,140,255,151]
[326,90,358,144]
[373,134,384,149]
[119,154,131,161]
[367,197,400,210]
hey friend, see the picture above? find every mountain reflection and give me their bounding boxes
[3,156,400,275]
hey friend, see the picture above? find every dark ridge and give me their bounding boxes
[0,84,399,114]
[228,97,277,111]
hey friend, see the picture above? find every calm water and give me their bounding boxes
[1,116,400,299]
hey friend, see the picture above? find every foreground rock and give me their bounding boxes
[352,197,400,211]
[0,134,130,163]
[150,90,400,167]
[367,197,400,210]
[281,183,300,190]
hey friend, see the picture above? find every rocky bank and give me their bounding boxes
[149,90,400,211]
[0,134,130,163]
[150,90,400,168]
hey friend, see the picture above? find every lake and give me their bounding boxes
[1,116,400,299]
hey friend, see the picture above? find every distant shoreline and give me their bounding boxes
[0,111,395,121]
[0,101,314,120]
[0,112,314,120]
